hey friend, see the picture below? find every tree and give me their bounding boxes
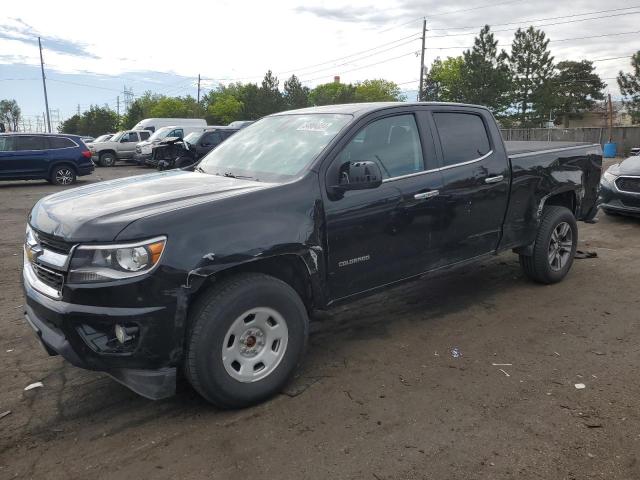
[148,96,202,118]
[256,70,284,117]
[207,93,244,124]
[59,105,119,136]
[421,57,466,102]
[508,27,555,126]
[0,99,21,131]
[283,75,310,109]
[354,79,405,102]
[618,51,640,123]
[461,26,511,115]
[121,91,165,129]
[309,82,356,105]
[552,60,605,120]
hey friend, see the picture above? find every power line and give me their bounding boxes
[427,5,640,31]
[426,10,640,39]
[426,29,640,50]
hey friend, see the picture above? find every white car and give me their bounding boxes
[133,125,207,165]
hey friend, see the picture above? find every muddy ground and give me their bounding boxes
[0,163,639,480]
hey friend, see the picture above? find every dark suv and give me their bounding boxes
[0,133,94,185]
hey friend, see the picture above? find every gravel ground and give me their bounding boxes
[0,162,639,480]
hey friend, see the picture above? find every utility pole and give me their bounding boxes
[197,74,201,103]
[607,93,614,142]
[38,37,52,133]
[117,96,120,122]
[77,104,80,115]
[418,18,427,102]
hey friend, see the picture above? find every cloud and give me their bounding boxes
[294,5,404,25]
[0,17,98,59]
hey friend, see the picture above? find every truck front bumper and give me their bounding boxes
[23,266,179,400]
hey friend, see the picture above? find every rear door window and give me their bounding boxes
[0,136,15,151]
[433,113,491,167]
[202,132,222,146]
[48,137,76,149]
[15,136,46,151]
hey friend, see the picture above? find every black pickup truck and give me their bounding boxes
[23,103,602,408]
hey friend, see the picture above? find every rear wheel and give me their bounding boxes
[519,206,578,284]
[99,152,116,167]
[49,165,76,185]
[185,273,309,408]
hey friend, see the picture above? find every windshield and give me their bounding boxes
[148,126,174,142]
[110,131,125,142]
[183,131,202,144]
[198,114,351,181]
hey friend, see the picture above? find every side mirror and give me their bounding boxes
[333,161,383,192]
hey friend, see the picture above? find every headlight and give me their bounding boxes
[68,236,166,283]
[602,171,618,184]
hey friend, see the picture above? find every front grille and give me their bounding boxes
[36,231,73,254]
[616,177,640,194]
[32,262,64,291]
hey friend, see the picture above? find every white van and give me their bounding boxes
[133,124,207,164]
[132,118,206,133]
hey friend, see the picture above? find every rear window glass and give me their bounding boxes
[14,135,46,151]
[48,137,76,149]
[433,113,491,166]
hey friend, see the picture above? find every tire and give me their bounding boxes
[98,152,116,167]
[49,165,76,185]
[185,273,309,408]
[519,206,578,284]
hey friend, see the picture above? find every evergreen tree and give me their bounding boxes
[461,26,511,115]
[256,70,284,117]
[552,60,605,121]
[283,75,310,109]
[508,27,555,126]
[617,51,640,123]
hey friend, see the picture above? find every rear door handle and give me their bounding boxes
[414,190,439,200]
[485,175,504,184]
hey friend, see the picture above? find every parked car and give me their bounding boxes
[93,133,114,143]
[227,120,255,129]
[132,118,206,133]
[22,103,601,407]
[88,130,151,166]
[149,126,239,168]
[599,155,640,216]
[0,133,94,185]
[81,136,95,144]
[134,125,207,165]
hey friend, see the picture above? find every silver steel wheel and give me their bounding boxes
[548,221,573,271]
[222,307,289,383]
[55,168,74,185]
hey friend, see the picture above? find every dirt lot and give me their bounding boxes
[0,163,639,480]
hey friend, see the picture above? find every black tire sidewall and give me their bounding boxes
[189,276,308,407]
[51,166,76,185]
[535,207,578,283]
[100,153,115,167]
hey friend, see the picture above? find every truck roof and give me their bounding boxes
[275,102,491,117]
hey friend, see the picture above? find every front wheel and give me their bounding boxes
[98,152,116,167]
[519,206,578,284]
[185,273,309,408]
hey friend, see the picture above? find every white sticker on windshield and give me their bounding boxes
[296,120,333,132]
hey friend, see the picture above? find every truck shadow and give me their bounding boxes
[10,255,522,450]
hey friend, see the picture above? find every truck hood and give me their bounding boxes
[29,170,271,241]
[90,140,119,152]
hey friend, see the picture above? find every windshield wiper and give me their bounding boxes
[195,166,205,173]
[220,172,257,181]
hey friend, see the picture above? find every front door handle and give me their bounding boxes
[485,175,504,184]
[414,190,439,200]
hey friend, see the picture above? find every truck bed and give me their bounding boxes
[505,141,595,156]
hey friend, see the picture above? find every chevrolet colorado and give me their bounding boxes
[23,103,602,408]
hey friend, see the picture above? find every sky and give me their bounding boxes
[1,0,638,130]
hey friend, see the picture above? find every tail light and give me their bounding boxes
[81,150,92,158]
